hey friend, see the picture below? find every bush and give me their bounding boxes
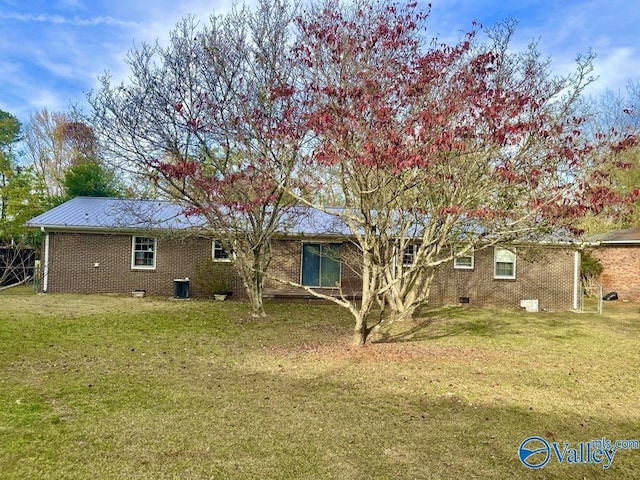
[581,250,604,297]
[193,259,234,296]
[581,250,604,280]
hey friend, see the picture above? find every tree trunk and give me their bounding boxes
[383,303,417,323]
[247,286,266,318]
[382,269,434,324]
[382,284,417,323]
[247,268,267,318]
[242,269,266,318]
[352,250,377,346]
[236,240,270,319]
[353,313,367,347]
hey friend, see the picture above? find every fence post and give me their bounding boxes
[33,261,41,293]
[598,285,603,314]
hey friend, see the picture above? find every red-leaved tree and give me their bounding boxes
[278,0,637,345]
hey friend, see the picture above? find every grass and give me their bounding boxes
[0,283,36,296]
[1,293,639,479]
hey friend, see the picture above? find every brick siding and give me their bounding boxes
[41,231,577,309]
[429,246,576,310]
[592,246,640,301]
[45,232,214,297]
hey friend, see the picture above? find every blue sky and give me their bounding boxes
[1,0,639,125]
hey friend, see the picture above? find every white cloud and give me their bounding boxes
[130,0,248,45]
[26,89,68,113]
[56,0,88,11]
[586,47,640,96]
[93,0,253,87]
[0,12,139,27]
[1,0,639,126]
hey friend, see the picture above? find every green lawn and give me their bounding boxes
[1,294,639,479]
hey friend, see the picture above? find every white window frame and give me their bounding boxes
[131,236,157,270]
[212,239,234,262]
[494,247,516,279]
[402,244,417,268]
[454,248,474,270]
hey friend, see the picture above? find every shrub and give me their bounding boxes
[581,250,604,279]
[193,259,234,296]
[581,250,604,297]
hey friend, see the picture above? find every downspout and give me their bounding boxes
[572,250,581,311]
[41,227,49,293]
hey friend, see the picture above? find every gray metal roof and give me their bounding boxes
[277,207,351,237]
[27,197,585,244]
[588,226,640,244]
[25,197,349,236]
[26,197,206,232]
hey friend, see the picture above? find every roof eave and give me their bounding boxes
[600,240,640,245]
[31,225,203,235]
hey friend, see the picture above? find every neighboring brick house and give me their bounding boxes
[590,227,640,301]
[27,197,581,310]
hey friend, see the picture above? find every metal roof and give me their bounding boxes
[26,197,206,232]
[26,197,586,244]
[25,197,349,236]
[589,226,640,244]
[277,207,352,237]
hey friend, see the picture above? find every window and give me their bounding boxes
[212,240,233,262]
[402,244,417,268]
[494,247,516,279]
[301,243,341,287]
[132,236,156,269]
[454,248,474,269]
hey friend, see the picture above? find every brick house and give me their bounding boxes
[26,197,216,297]
[27,197,581,310]
[590,227,640,301]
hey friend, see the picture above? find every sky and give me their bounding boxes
[1,0,639,126]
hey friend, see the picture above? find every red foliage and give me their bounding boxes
[286,0,632,229]
[151,152,282,215]
[296,4,547,169]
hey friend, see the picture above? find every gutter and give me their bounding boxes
[597,240,640,245]
[41,227,49,293]
[25,223,208,236]
[573,250,581,311]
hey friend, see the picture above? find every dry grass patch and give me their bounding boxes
[1,294,639,479]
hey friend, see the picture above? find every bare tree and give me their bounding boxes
[23,108,85,198]
[0,109,38,288]
[89,0,308,317]
[0,242,35,288]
